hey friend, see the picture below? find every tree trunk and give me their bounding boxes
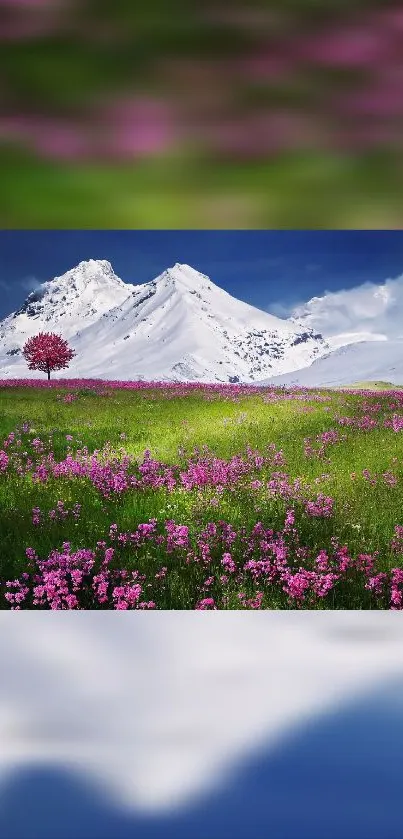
[47,368,50,381]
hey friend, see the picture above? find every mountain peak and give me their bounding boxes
[157,263,213,291]
[171,263,206,278]
[48,259,126,293]
[78,258,112,269]
[12,258,129,325]
[65,259,116,280]
[172,262,198,272]
[83,258,114,272]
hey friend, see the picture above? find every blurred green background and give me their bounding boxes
[1,0,403,228]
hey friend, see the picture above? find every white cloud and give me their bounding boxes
[268,298,306,319]
[19,276,43,292]
[267,300,293,318]
[291,274,403,340]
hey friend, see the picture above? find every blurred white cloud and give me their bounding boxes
[19,276,43,292]
[0,612,403,816]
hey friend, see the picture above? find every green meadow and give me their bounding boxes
[1,382,403,609]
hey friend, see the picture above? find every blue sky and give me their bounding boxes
[1,230,403,320]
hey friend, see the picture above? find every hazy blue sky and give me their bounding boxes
[1,230,403,320]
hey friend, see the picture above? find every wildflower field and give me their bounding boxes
[1,379,403,610]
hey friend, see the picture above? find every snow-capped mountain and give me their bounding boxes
[263,340,403,388]
[0,260,330,383]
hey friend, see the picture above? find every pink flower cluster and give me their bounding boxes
[0,450,9,472]
[61,393,78,404]
[389,414,403,432]
[4,433,291,500]
[5,511,402,610]
[336,415,378,430]
[304,494,334,518]
[4,542,156,610]
[32,501,81,525]
[304,428,347,460]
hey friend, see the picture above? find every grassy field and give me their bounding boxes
[335,381,403,391]
[1,380,403,609]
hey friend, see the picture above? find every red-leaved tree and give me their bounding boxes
[22,332,75,380]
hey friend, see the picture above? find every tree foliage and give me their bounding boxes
[22,332,75,380]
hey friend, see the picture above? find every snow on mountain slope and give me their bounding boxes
[0,261,329,383]
[262,340,403,388]
[320,332,387,351]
